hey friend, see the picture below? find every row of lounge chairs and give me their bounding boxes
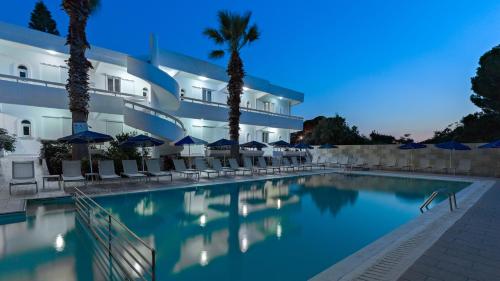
[313,155,472,174]
[9,156,326,193]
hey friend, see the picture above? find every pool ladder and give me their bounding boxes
[420,188,457,213]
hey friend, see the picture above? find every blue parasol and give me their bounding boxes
[58,130,113,173]
[435,141,471,171]
[478,140,500,149]
[398,142,427,170]
[120,134,165,171]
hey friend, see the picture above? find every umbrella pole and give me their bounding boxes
[88,142,93,174]
[449,150,452,174]
[142,146,145,172]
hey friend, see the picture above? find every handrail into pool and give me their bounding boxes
[73,187,156,281]
[420,189,457,213]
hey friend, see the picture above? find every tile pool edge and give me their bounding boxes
[310,178,495,281]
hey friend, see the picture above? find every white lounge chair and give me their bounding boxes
[416,158,432,172]
[212,158,236,176]
[98,160,121,181]
[121,160,147,180]
[230,158,252,175]
[455,159,471,175]
[42,159,60,189]
[194,158,219,178]
[280,158,296,172]
[292,156,311,170]
[338,155,350,169]
[433,159,448,173]
[367,157,381,169]
[306,156,326,169]
[270,158,284,174]
[258,157,278,174]
[173,159,200,180]
[382,158,397,170]
[351,157,368,170]
[397,158,411,171]
[9,161,38,194]
[61,160,86,188]
[145,159,172,181]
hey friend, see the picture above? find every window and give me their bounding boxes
[18,65,28,78]
[107,76,121,92]
[202,88,212,102]
[142,87,148,97]
[21,120,31,137]
[263,102,274,112]
[262,132,269,143]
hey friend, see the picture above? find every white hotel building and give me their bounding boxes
[0,22,304,158]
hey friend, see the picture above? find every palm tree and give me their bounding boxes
[203,11,260,158]
[62,0,100,159]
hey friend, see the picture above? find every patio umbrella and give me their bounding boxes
[478,140,500,148]
[435,141,471,171]
[294,143,313,165]
[207,138,238,163]
[240,141,267,164]
[175,136,208,166]
[58,130,113,174]
[319,144,338,149]
[398,142,427,170]
[120,134,165,171]
[269,140,291,148]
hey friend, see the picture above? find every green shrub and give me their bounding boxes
[40,140,71,175]
[0,128,16,152]
[105,132,144,173]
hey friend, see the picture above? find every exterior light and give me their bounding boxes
[198,76,208,81]
[279,96,283,100]
[47,50,58,55]
[243,87,249,91]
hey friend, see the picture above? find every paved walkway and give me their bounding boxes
[399,182,500,281]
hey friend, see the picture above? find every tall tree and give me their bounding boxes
[62,0,100,159]
[29,1,60,35]
[203,10,260,158]
[471,45,500,115]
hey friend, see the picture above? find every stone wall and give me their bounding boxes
[310,143,500,177]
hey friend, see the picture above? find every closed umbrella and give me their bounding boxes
[175,136,208,167]
[435,141,471,172]
[398,142,427,170]
[294,143,313,165]
[58,130,113,174]
[478,140,500,148]
[120,134,164,171]
[319,144,338,149]
[269,140,291,148]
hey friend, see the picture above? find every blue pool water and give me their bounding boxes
[0,173,469,281]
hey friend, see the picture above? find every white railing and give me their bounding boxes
[181,96,303,121]
[124,100,186,132]
[73,188,156,281]
[0,73,145,100]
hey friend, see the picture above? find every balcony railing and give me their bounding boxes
[181,96,303,121]
[0,73,145,100]
[124,100,186,132]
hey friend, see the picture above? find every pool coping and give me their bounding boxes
[310,171,495,281]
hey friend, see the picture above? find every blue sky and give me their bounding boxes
[3,0,500,140]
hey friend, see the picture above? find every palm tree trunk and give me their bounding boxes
[227,51,244,158]
[63,0,92,160]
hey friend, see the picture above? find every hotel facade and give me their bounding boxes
[0,22,304,158]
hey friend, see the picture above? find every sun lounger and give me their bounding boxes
[212,158,236,176]
[42,159,60,189]
[280,158,296,172]
[121,160,147,180]
[367,157,381,169]
[433,159,448,173]
[397,158,411,171]
[338,155,350,169]
[194,158,219,178]
[145,159,172,181]
[98,160,121,181]
[173,159,200,180]
[230,158,253,175]
[9,161,38,194]
[61,160,86,187]
[455,159,471,175]
[292,156,311,170]
[244,157,262,174]
[306,156,326,169]
[416,158,432,172]
[351,157,368,170]
[382,158,397,170]
[258,157,279,174]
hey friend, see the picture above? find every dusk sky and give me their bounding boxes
[3,0,500,140]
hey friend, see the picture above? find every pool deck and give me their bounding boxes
[1,168,499,280]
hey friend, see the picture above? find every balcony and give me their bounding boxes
[172,96,303,130]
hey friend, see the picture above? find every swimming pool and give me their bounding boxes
[0,173,469,281]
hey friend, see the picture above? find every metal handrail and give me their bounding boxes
[420,189,457,213]
[0,73,145,100]
[73,187,156,281]
[124,100,186,132]
[181,96,304,120]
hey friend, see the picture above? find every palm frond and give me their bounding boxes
[89,0,101,14]
[246,24,260,43]
[209,50,225,59]
[203,28,225,44]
